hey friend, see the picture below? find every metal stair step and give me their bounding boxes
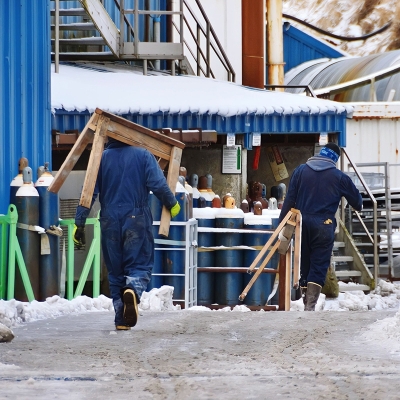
[338,284,370,292]
[51,37,105,46]
[335,270,362,277]
[333,241,345,248]
[332,255,353,262]
[51,23,96,31]
[50,8,87,17]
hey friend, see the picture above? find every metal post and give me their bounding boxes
[179,0,184,45]
[206,21,210,77]
[120,0,125,54]
[55,0,60,73]
[67,222,75,300]
[92,216,101,298]
[143,59,148,75]
[171,60,175,76]
[197,24,201,76]
[0,215,7,299]
[134,0,139,57]
[384,162,393,277]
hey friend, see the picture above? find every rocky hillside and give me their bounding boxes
[282,0,400,57]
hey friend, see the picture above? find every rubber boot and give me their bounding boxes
[304,282,322,311]
[300,286,307,306]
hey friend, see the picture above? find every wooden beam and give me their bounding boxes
[159,146,182,237]
[48,113,98,193]
[278,254,286,311]
[293,213,302,289]
[79,115,109,208]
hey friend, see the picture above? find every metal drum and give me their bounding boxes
[263,209,281,229]
[35,164,60,300]
[164,183,188,302]
[14,167,40,301]
[193,208,217,305]
[243,215,274,306]
[214,208,244,306]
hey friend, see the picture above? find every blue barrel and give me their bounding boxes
[263,209,281,229]
[243,216,274,306]
[193,208,216,305]
[35,167,60,300]
[164,186,188,302]
[14,168,40,301]
[214,209,244,306]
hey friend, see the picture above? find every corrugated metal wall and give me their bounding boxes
[0,0,51,215]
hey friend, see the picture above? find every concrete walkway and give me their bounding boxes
[1,309,400,399]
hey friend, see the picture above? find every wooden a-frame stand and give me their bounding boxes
[48,108,185,237]
[239,208,302,311]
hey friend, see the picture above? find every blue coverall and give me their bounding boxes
[279,155,363,288]
[75,140,177,325]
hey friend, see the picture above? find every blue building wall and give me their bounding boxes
[0,0,51,215]
[282,23,345,73]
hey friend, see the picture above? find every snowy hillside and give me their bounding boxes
[283,0,400,57]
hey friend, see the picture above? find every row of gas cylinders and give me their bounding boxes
[148,184,280,306]
[9,158,60,302]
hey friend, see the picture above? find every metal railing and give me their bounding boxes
[340,148,379,284]
[172,0,235,81]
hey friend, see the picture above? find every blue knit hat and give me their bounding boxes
[320,142,340,163]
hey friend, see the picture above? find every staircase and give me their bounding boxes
[50,0,235,81]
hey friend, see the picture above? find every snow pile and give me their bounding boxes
[139,286,180,312]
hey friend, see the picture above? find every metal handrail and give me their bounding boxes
[172,0,235,82]
[340,148,379,284]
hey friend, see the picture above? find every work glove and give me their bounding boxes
[170,202,181,218]
[73,224,86,249]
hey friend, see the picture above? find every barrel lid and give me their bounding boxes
[244,213,272,226]
[215,208,245,219]
[262,209,281,218]
[193,208,218,219]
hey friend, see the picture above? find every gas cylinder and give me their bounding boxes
[198,176,212,207]
[35,162,61,300]
[10,158,29,207]
[205,173,216,201]
[179,167,193,218]
[189,174,200,208]
[14,167,40,301]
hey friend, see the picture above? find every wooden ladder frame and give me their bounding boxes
[239,208,302,311]
[48,108,185,237]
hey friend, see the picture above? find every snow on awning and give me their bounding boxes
[51,63,352,148]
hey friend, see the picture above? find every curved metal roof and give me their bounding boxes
[285,49,400,102]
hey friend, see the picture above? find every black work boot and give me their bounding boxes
[304,282,322,311]
[122,288,139,327]
[300,286,307,306]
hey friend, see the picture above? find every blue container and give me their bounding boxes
[147,224,164,291]
[35,168,60,300]
[195,213,216,305]
[214,212,244,306]
[243,219,274,306]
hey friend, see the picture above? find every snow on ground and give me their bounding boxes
[1,281,400,343]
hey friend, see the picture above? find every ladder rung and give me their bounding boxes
[51,23,96,31]
[335,270,362,277]
[332,256,353,262]
[50,8,87,17]
[338,284,370,292]
[51,37,105,46]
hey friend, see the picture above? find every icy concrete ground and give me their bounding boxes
[2,309,400,399]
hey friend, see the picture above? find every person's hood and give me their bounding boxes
[306,155,337,171]
[105,137,130,149]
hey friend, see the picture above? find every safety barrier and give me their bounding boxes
[59,217,101,300]
[0,205,101,301]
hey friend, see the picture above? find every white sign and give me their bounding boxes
[252,132,261,147]
[226,133,236,147]
[222,145,242,174]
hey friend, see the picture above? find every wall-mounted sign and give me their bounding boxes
[266,146,289,181]
[222,145,242,174]
[226,133,236,147]
[252,132,261,147]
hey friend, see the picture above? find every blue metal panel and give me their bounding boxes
[282,23,345,73]
[52,108,348,150]
[0,0,51,215]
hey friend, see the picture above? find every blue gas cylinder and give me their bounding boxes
[14,167,40,301]
[243,214,275,306]
[193,208,217,305]
[35,163,60,300]
[214,208,244,306]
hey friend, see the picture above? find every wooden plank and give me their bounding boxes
[106,121,173,161]
[284,244,292,311]
[238,240,280,301]
[247,210,292,273]
[48,113,98,193]
[278,254,286,311]
[96,108,185,149]
[293,213,301,289]
[159,146,182,237]
[79,116,109,208]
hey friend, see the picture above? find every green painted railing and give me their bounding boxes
[59,217,101,300]
[0,205,35,301]
[0,206,101,302]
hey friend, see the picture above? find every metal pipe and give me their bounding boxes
[197,24,201,76]
[134,0,139,56]
[55,0,59,73]
[384,162,393,278]
[180,0,184,45]
[206,21,210,77]
[143,59,148,75]
[171,60,175,75]
[266,0,284,87]
[154,16,161,70]
[119,0,125,53]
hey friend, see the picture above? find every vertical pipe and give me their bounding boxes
[67,223,74,300]
[120,0,125,53]
[206,21,210,77]
[385,162,393,278]
[171,60,175,75]
[55,0,59,73]
[241,0,265,88]
[373,201,378,286]
[266,0,284,87]
[197,24,201,76]
[154,17,161,70]
[134,0,139,56]
[143,59,148,75]
[179,0,184,45]
[93,218,101,297]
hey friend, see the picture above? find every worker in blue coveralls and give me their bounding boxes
[279,142,362,311]
[73,138,180,330]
